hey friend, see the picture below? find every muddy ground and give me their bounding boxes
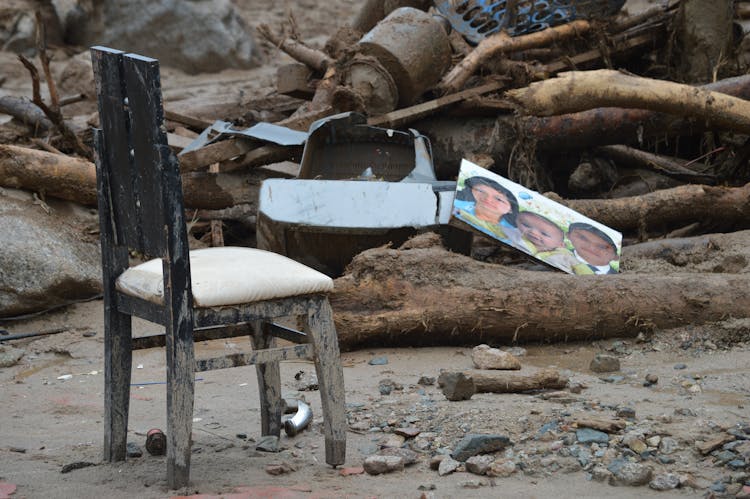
[1,299,749,498]
[2,0,750,498]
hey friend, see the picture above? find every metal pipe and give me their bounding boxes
[284,400,313,437]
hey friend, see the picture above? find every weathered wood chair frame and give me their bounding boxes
[91,46,346,489]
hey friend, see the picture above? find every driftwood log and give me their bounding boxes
[508,70,750,134]
[0,145,263,210]
[330,234,750,350]
[461,368,569,393]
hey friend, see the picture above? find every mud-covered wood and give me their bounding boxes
[94,128,133,464]
[304,298,347,465]
[195,343,312,371]
[462,368,569,393]
[330,234,750,350]
[92,47,346,489]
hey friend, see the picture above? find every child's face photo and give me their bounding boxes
[517,212,563,251]
[569,228,617,266]
[471,184,512,222]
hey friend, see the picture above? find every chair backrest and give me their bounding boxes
[91,46,188,261]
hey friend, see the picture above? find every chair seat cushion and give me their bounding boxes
[116,247,334,307]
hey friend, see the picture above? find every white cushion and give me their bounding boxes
[116,247,333,308]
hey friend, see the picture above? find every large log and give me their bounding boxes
[507,70,750,134]
[461,368,569,393]
[0,145,262,209]
[330,234,750,351]
[562,182,750,232]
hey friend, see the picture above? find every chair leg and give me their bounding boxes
[305,298,347,466]
[251,321,282,437]
[103,305,132,462]
[165,308,195,489]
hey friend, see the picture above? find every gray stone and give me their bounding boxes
[590,354,620,373]
[63,0,257,74]
[438,372,475,401]
[649,473,680,490]
[616,406,636,419]
[438,456,460,476]
[465,454,494,475]
[126,442,142,458]
[645,373,659,385]
[471,344,521,370]
[576,428,610,444]
[607,459,653,486]
[674,363,687,370]
[417,375,435,385]
[0,193,102,317]
[369,356,389,365]
[255,435,280,452]
[363,455,404,475]
[451,434,512,462]
[378,447,419,465]
[0,346,24,367]
[590,464,613,482]
[294,372,318,391]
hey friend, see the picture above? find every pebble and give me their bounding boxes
[674,363,687,370]
[646,435,661,447]
[378,447,419,465]
[607,459,653,486]
[465,455,494,475]
[417,376,435,386]
[363,455,404,475]
[438,457,460,476]
[576,428,610,445]
[378,378,403,396]
[0,346,24,368]
[394,427,421,439]
[438,372,475,401]
[645,373,659,385]
[487,459,517,477]
[255,435,280,452]
[649,473,680,490]
[590,465,612,482]
[369,356,389,366]
[461,479,487,489]
[265,461,294,475]
[451,434,512,461]
[616,407,636,419]
[381,434,406,448]
[126,442,143,458]
[589,354,620,373]
[418,484,436,491]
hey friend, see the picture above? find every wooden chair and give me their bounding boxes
[90,46,346,489]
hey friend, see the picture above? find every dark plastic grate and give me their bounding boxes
[434,0,626,44]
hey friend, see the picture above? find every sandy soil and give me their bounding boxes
[2,298,749,499]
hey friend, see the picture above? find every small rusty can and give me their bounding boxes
[145,428,166,456]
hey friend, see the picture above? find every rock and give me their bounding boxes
[646,435,661,448]
[378,447,419,466]
[378,378,403,395]
[590,465,612,482]
[0,193,102,318]
[294,372,318,391]
[649,473,680,490]
[461,479,487,489]
[265,461,295,475]
[394,427,421,439]
[418,484,436,491]
[255,435,280,452]
[616,407,636,419]
[674,363,687,370]
[438,372,475,401]
[471,344,521,370]
[465,455,494,475]
[737,485,750,499]
[697,434,736,455]
[0,346,24,368]
[417,376,435,385]
[381,434,406,449]
[368,356,388,365]
[622,433,648,454]
[451,434,512,462]
[576,428,610,445]
[63,0,257,74]
[607,459,653,486]
[645,373,659,385]
[126,442,142,458]
[589,354,620,373]
[438,456,460,476]
[487,459,516,477]
[363,455,404,475]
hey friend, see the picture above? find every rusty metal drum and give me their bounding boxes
[357,7,452,106]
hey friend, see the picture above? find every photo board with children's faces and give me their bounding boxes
[452,159,623,275]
